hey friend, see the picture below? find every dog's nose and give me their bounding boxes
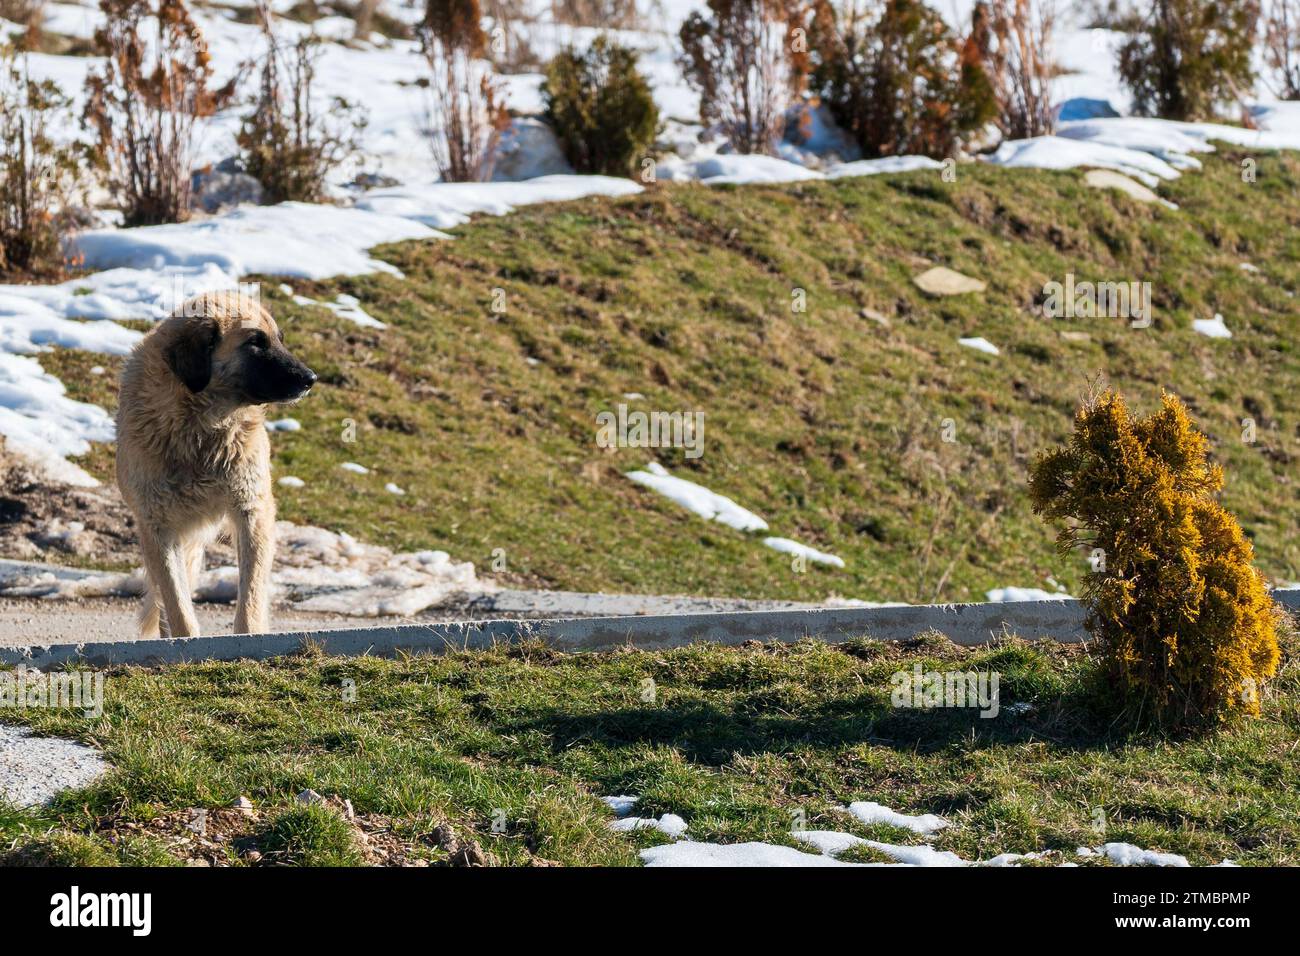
[303,368,318,386]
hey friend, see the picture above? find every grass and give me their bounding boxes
[2,633,1299,866]
[40,148,1300,603]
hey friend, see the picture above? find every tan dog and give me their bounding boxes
[116,290,317,637]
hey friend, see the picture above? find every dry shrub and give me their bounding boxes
[971,0,1056,139]
[422,0,507,181]
[678,0,806,155]
[1265,0,1300,100]
[1029,390,1281,728]
[0,0,43,49]
[550,0,642,29]
[238,5,366,203]
[481,0,541,74]
[84,0,237,225]
[807,0,996,159]
[0,44,83,278]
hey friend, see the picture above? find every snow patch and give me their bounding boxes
[625,462,768,532]
[845,801,949,836]
[762,537,844,568]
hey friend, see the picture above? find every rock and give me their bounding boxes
[244,850,263,864]
[295,788,326,806]
[492,118,574,181]
[352,171,401,190]
[914,267,986,296]
[860,306,891,327]
[232,796,255,814]
[1059,330,1091,342]
[1083,169,1169,206]
[191,157,264,213]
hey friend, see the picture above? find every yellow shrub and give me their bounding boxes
[1029,390,1280,726]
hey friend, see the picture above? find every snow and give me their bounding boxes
[278,476,306,488]
[762,537,845,569]
[0,353,115,487]
[355,175,643,230]
[845,801,949,836]
[641,840,859,868]
[609,813,689,838]
[601,795,639,817]
[385,483,405,495]
[340,462,370,475]
[1193,313,1233,339]
[828,156,945,179]
[958,336,999,356]
[986,586,1073,602]
[661,153,823,186]
[265,418,301,432]
[625,462,769,533]
[985,135,1182,188]
[1097,842,1190,868]
[25,521,482,618]
[293,293,385,329]
[69,203,442,281]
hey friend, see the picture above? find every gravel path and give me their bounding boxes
[0,587,818,647]
[0,724,109,807]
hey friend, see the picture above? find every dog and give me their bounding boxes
[116,290,317,638]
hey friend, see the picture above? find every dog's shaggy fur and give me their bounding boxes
[116,291,316,637]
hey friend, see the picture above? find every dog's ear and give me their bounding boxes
[164,316,219,393]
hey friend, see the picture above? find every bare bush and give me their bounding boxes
[0,0,43,49]
[1266,0,1300,99]
[0,45,82,278]
[679,0,806,155]
[807,0,996,159]
[421,0,507,181]
[84,0,237,225]
[550,0,641,29]
[238,5,366,203]
[973,0,1056,139]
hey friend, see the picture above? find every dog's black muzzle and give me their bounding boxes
[247,348,318,404]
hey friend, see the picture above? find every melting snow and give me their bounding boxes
[1192,314,1232,339]
[986,586,1073,602]
[958,336,1000,355]
[625,462,768,533]
[845,801,949,836]
[762,537,845,568]
[610,813,689,839]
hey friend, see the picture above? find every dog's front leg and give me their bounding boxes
[140,529,201,637]
[233,506,274,634]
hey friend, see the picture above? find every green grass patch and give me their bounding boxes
[2,634,1298,866]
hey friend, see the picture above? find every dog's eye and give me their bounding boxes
[248,331,270,349]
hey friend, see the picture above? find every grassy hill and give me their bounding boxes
[50,147,1300,602]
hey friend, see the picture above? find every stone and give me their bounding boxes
[296,788,326,806]
[860,307,891,327]
[191,157,264,213]
[913,266,986,296]
[1083,168,1167,205]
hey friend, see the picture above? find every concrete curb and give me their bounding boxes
[4,591,1297,671]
